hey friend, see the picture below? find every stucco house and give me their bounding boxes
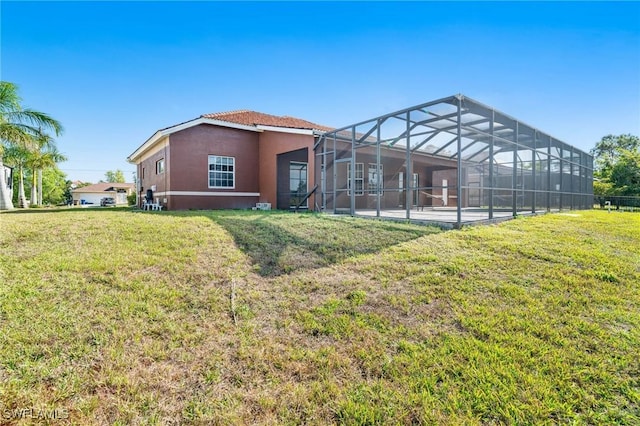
[71,182,134,206]
[127,111,332,211]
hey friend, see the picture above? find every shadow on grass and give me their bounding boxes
[164,210,440,277]
[3,207,439,277]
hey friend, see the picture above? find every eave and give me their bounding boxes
[127,117,263,163]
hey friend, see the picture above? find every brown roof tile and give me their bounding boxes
[201,110,333,132]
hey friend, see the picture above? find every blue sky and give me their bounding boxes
[2,1,639,183]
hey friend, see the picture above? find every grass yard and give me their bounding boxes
[0,208,638,425]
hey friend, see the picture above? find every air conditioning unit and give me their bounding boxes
[256,203,271,211]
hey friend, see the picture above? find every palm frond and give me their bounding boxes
[42,145,68,164]
[0,81,23,113]
[26,139,67,169]
[0,123,36,147]
[2,144,30,167]
[34,131,56,149]
[3,109,64,136]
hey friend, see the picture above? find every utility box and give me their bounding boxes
[256,203,271,211]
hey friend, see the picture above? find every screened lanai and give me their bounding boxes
[314,94,593,228]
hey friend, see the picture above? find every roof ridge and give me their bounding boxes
[201,109,251,118]
[198,110,333,131]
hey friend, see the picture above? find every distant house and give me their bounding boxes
[71,182,134,206]
[70,180,86,190]
[127,111,332,210]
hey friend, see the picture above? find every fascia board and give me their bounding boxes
[256,125,314,135]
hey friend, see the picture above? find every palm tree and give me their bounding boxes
[0,81,63,210]
[27,130,54,207]
[28,143,67,206]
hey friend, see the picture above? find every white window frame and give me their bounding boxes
[368,163,383,196]
[156,159,165,174]
[208,155,235,189]
[347,162,364,196]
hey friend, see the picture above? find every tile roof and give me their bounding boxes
[71,182,134,193]
[200,110,333,132]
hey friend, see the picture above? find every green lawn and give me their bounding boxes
[0,209,638,425]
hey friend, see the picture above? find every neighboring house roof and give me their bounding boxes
[72,182,134,193]
[200,110,334,132]
[128,110,333,163]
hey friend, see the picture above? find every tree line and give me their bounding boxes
[1,81,130,209]
[0,81,64,210]
[591,134,640,197]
